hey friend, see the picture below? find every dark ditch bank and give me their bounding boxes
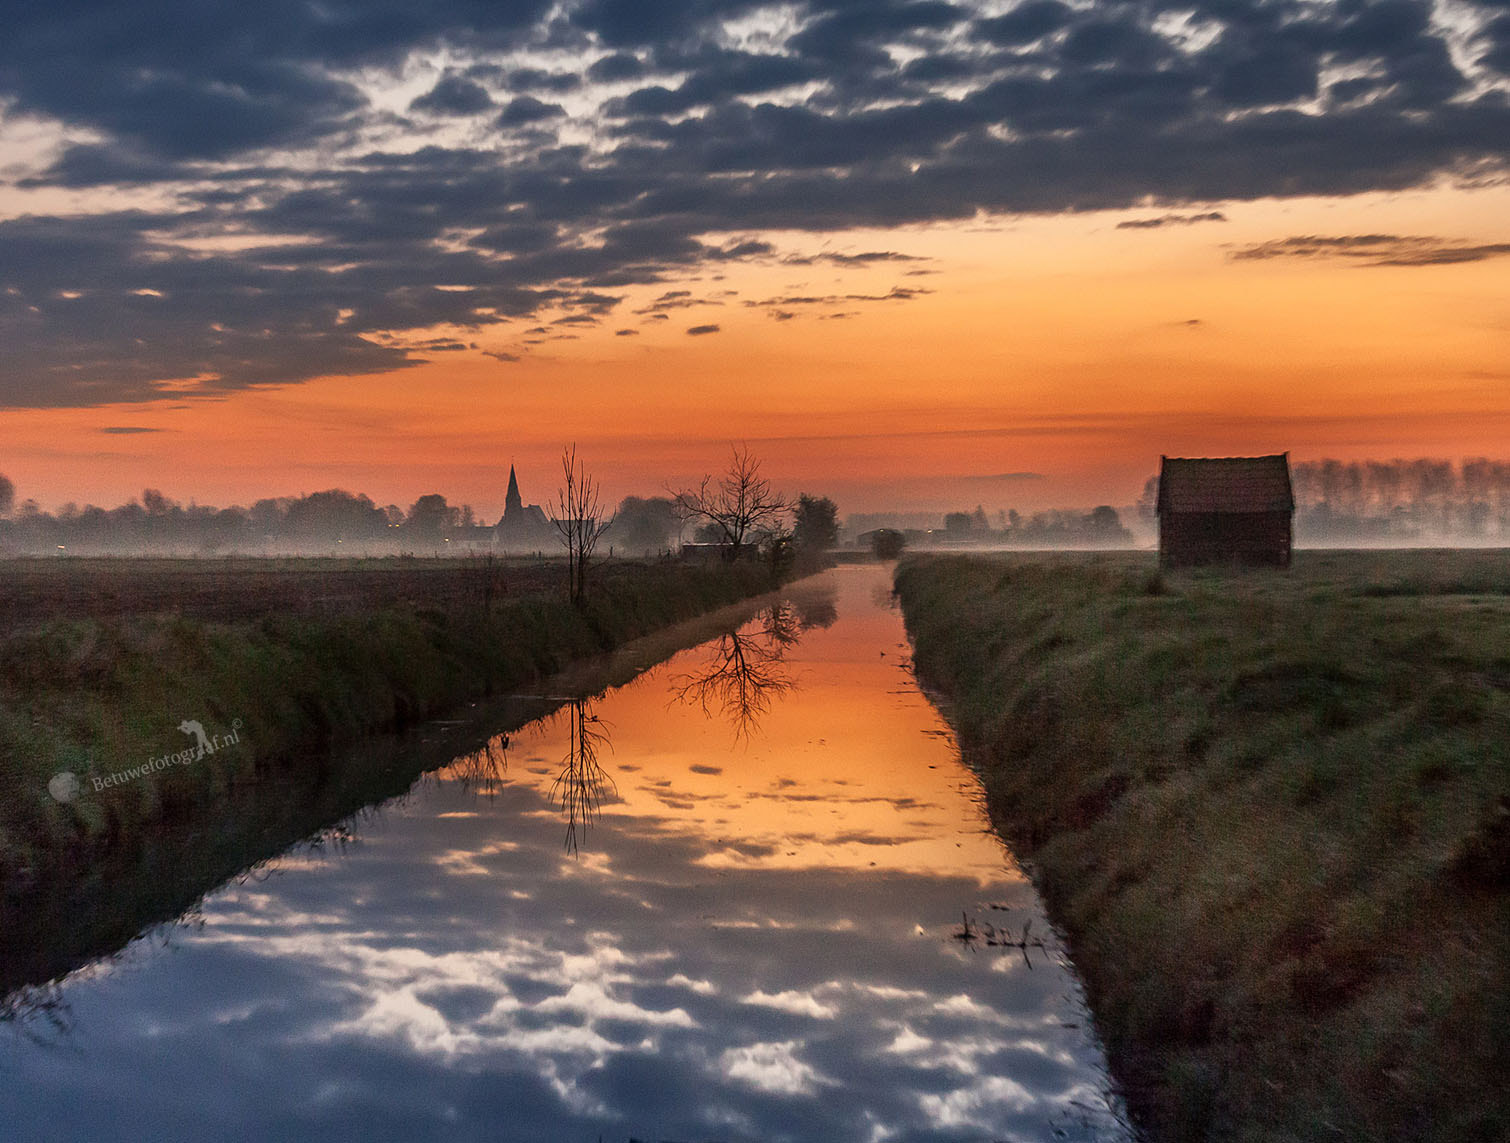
[0,560,779,914]
[0,573,804,997]
[895,552,1509,1142]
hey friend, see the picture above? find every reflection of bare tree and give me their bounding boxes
[551,701,615,855]
[0,981,74,1044]
[671,605,803,741]
[450,735,510,800]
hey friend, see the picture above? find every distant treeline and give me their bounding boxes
[855,505,1134,549]
[1138,458,1510,543]
[0,481,685,556]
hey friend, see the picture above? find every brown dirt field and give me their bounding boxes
[0,556,594,626]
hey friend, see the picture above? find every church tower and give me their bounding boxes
[504,464,523,519]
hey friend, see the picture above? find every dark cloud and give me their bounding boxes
[1,0,1506,407]
[410,75,495,116]
[634,291,723,313]
[99,426,165,434]
[746,287,930,309]
[975,1,1072,46]
[1229,235,1510,266]
[503,67,582,94]
[497,95,567,125]
[685,323,721,335]
[585,52,646,82]
[782,250,927,265]
[1116,211,1228,230]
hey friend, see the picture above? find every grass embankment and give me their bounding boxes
[896,551,1509,1142]
[0,558,776,884]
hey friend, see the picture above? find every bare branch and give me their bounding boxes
[548,444,615,603]
[668,444,790,559]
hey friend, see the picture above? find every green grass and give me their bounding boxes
[0,559,777,883]
[895,550,1510,1143]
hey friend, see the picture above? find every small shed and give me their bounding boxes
[1157,454,1294,568]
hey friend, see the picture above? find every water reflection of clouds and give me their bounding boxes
[0,570,1126,1142]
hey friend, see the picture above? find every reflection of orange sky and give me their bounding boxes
[5,184,1508,517]
[455,568,1020,882]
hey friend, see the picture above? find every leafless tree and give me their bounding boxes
[551,700,616,855]
[548,444,614,604]
[670,605,798,741]
[670,444,790,560]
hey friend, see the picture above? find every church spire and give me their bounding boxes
[505,464,523,517]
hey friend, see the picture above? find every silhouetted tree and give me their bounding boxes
[793,494,839,555]
[613,495,679,554]
[404,493,458,546]
[0,474,13,518]
[671,444,790,560]
[549,444,613,604]
[1081,505,1133,545]
[943,511,973,537]
[284,489,388,544]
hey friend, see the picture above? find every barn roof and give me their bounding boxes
[1157,454,1294,514]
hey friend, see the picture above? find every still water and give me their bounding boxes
[1,566,1128,1142]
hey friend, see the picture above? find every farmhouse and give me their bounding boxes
[1157,454,1294,568]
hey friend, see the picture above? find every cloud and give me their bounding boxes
[685,323,721,335]
[1229,235,1510,266]
[99,426,165,434]
[782,251,927,266]
[1,0,1507,407]
[1116,212,1228,230]
[744,287,932,320]
[634,291,724,314]
[410,75,495,116]
[497,95,568,125]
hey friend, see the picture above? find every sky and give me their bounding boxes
[1,0,1508,518]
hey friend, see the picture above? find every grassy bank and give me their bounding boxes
[895,551,1509,1142]
[0,558,777,884]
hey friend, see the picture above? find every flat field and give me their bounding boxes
[896,548,1510,1142]
[0,555,570,626]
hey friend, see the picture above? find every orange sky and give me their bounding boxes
[5,183,1508,519]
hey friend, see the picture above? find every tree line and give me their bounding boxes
[0,448,842,565]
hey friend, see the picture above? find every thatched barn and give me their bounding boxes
[1157,454,1294,568]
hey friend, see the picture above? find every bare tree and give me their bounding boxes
[670,606,798,741]
[551,700,616,855]
[670,444,790,560]
[548,445,614,604]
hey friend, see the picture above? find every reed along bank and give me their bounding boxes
[0,557,779,884]
[894,551,1509,1143]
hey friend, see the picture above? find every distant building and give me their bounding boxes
[1157,454,1294,568]
[494,465,555,551]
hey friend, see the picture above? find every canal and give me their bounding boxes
[0,565,1129,1142]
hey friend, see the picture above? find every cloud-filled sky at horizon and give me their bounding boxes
[1,0,1508,515]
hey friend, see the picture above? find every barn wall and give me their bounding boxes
[1160,511,1291,568]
